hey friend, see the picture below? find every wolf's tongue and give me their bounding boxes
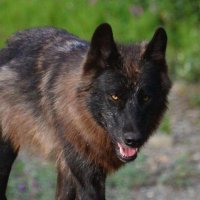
[117,143,138,157]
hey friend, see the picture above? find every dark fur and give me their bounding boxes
[0,23,171,200]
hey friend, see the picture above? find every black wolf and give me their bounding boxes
[0,23,171,200]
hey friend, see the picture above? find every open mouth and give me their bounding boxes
[117,143,138,162]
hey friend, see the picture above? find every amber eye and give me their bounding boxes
[143,95,150,102]
[138,89,151,105]
[111,94,119,101]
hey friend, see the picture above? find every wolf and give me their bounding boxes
[0,23,171,200]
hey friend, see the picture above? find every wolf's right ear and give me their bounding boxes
[84,23,119,73]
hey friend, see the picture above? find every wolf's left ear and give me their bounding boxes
[84,23,119,73]
[143,27,167,61]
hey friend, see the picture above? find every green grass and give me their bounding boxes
[0,0,160,46]
[106,154,151,199]
[159,114,171,135]
[0,0,200,82]
[158,153,200,187]
[107,154,149,189]
[7,157,56,200]
[190,94,200,108]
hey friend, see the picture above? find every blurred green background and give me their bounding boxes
[0,0,199,199]
[0,0,200,82]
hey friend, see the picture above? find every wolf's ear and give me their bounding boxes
[143,27,167,61]
[84,23,119,73]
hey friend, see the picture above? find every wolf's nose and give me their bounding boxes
[124,132,142,146]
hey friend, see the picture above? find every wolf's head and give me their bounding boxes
[82,23,171,163]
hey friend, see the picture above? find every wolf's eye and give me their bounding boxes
[138,89,151,105]
[143,95,150,102]
[111,94,119,101]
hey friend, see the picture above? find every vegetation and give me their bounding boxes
[158,153,200,187]
[107,154,150,189]
[7,157,56,200]
[0,0,199,81]
[159,114,171,135]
